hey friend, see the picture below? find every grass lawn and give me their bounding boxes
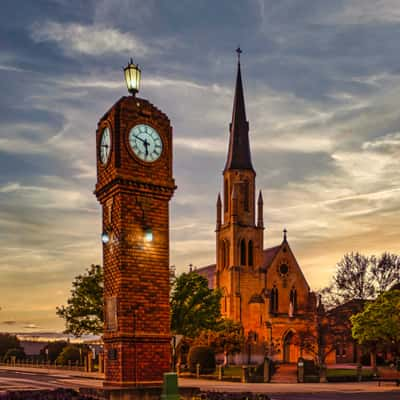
[327,368,373,377]
[212,366,242,378]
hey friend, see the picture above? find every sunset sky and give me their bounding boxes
[1,0,400,332]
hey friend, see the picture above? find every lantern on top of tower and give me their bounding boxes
[124,58,141,95]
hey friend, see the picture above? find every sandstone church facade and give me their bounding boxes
[197,55,320,363]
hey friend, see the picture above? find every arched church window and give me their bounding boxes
[221,241,226,268]
[225,240,230,267]
[270,286,278,314]
[240,239,246,266]
[224,179,228,212]
[248,240,253,266]
[243,180,249,212]
[290,287,297,313]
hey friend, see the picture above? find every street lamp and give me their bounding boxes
[144,227,153,242]
[101,232,110,244]
[124,58,141,96]
[265,321,273,358]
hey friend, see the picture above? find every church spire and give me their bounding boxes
[224,48,254,172]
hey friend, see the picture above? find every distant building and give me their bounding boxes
[16,333,102,357]
[19,340,47,356]
[324,299,366,364]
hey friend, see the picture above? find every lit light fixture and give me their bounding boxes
[144,227,153,242]
[124,58,141,96]
[101,232,110,244]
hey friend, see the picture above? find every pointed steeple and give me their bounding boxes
[257,190,264,228]
[224,48,254,172]
[216,193,222,229]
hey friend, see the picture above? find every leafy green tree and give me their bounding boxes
[0,334,21,359]
[56,264,103,336]
[351,290,400,352]
[56,344,88,365]
[41,341,68,362]
[57,266,221,339]
[194,319,244,366]
[171,271,222,338]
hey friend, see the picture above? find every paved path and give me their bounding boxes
[0,369,102,392]
[179,376,400,393]
[179,377,400,399]
[0,366,399,400]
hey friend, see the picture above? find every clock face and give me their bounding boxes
[100,127,111,165]
[129,124,163,162]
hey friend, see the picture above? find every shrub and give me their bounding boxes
[0,333,21,359]
[41,341,68,362]
[188,345,216,374]
[3,348,25,362]
[56,345,81,365]
[304,359,319,375]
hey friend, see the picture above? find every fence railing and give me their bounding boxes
[0,360,85,372]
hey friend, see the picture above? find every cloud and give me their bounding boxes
[362,131,400,152]
[2,321,17,325]
[0,182,92,211]
[31,22,150,57]
[0,64,26,73]
[23,324,39,329]
[175,137,225,154]
[330,0,400,24]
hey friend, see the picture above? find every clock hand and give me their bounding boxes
[143,139,149,156]
[133,135,147,144]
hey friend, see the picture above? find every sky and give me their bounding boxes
[1,0,400,332]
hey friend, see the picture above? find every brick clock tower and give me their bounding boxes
[94,60,176,387]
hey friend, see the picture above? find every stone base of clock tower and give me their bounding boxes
[103,337,171,386]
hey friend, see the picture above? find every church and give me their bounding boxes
[197,52,320,363]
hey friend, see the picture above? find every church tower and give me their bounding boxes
[216,50,265,332]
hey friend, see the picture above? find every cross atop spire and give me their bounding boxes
[283,228,287,241]
[236,46,242,63]
[224,49,254,172]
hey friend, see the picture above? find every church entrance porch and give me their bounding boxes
[283,331,299,363]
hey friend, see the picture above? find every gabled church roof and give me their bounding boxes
[224,51,254,172]
[262,245,281,268]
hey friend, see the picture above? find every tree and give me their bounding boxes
[294,320,338,382]
[3,348,25,362]
[351,290,400,359]
[56,344,88,365]
[41,341,68,362]
[296,321,336,365]
[56,264,103,336]
[0,334,21,360]
[194,319,244,365]
[170,271,222,338]
[370,253,400,294]
[321,252,400,307]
